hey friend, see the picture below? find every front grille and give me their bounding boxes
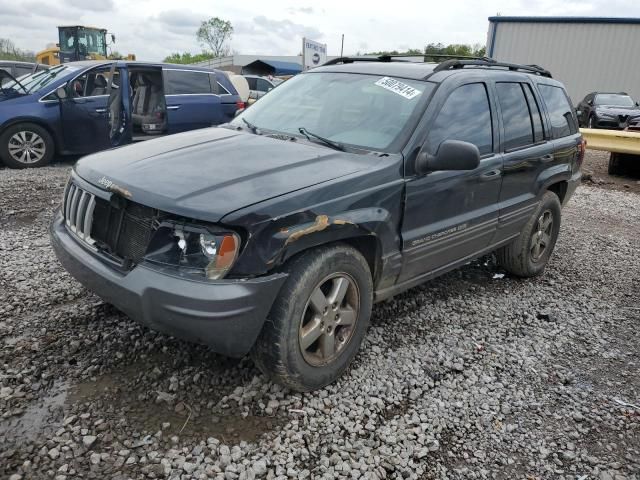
[92,200,156,264]
[63,183,96,246]
[63,181,159,266]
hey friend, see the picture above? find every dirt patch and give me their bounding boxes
[67,363,285,444]
[582,149,640,194]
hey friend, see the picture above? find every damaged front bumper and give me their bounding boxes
[50,210,287,357]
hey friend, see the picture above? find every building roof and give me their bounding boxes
[488,16,640,25]
[244,59,302,75]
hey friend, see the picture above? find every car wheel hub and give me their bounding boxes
[530,209,553,262]
[298,273,360,366]
[8,131,45,164]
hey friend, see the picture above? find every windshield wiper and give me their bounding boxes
[298,127,345,151]
[242,118,261,134]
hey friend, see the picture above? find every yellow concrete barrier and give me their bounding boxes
[580,128,640,156]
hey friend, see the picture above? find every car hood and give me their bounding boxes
[596,105,640,116]
[75,127,373,223]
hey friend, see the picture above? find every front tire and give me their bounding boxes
[0,123,54,169]
[497,191,562,278]
[251,244,373,392]
[588,115,596,129]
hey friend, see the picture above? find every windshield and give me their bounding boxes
[231,72,433,152]
[59,27,107,57]
[4,65,80,94]
[595,94,635,107]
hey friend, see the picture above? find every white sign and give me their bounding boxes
[303,38,327,70]
[374,77,422,99]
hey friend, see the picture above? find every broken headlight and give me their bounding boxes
[144,223,240,280]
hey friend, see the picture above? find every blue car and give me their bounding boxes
[0,61,243,168]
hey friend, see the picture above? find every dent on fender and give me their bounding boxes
[282,215,356,246]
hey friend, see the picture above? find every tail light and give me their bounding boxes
[236,100,245,111]
[577,138,586,167]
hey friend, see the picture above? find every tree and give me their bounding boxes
[0,38,35,62]
[196,17,233,58]
[366,43,486,63]
[163,52,216,64]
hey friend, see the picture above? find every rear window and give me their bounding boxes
[165,70,212,95]
[15,65,33,77]
[538,84,578,138]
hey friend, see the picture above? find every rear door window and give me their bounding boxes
[246,77,257,90]
[538,84,578,138]
[427,83,493,156]
[165,70,212,95]
[496,82,534,151]
[256,78,272,92]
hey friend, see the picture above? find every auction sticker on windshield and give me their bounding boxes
[374,77,422,99]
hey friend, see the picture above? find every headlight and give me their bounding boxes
[144,223,240,280]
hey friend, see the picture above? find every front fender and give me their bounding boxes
[228,206,400,281]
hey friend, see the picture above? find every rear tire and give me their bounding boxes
[496,191,562,278]
[0,123,54,169]
[608,153,626,176]
[251,244,373,392]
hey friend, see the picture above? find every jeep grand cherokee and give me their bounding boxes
[51,57,583,391]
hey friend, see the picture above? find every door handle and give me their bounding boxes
[480,169,502,181]
[95,108,107,113]
[541,154,554,163]
[167,105,180,111]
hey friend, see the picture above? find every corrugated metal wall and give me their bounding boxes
[488,21,640,104]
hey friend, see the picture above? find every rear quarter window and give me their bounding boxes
[538,84,578,138]
[165,70,212,95]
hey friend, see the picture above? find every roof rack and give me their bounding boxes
[323,54,492,66]
[321,55,552,78]
[432,59,552,78]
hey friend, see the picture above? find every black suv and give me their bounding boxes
[576,92,640,129]
[51,57,583,391]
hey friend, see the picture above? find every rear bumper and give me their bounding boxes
[50,210,287,357]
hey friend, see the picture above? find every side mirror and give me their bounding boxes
[56,86,68,99]
[587,99,593,106]
[636,102,639,107]
[267,87,273,92]
[415,140,480,175]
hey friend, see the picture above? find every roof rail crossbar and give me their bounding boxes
[323,54,495,66]
[433,59,552,78]
[378,53,495,62]
[322,56,389,66]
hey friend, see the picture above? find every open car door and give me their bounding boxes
[106,63,131,147]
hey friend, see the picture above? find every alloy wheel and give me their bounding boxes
[298,273,360,366]
[530,209,553,262]
[8,130,46,165]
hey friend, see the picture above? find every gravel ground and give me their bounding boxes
[1,157,639,480]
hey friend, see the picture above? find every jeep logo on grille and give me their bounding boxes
[98,176,114,190]
[97,176,132,199]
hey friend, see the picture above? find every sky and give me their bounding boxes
[1,0,640,61]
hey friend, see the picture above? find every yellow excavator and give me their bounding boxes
[36,26,135,65]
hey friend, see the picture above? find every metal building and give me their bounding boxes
[486,16,640,104]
